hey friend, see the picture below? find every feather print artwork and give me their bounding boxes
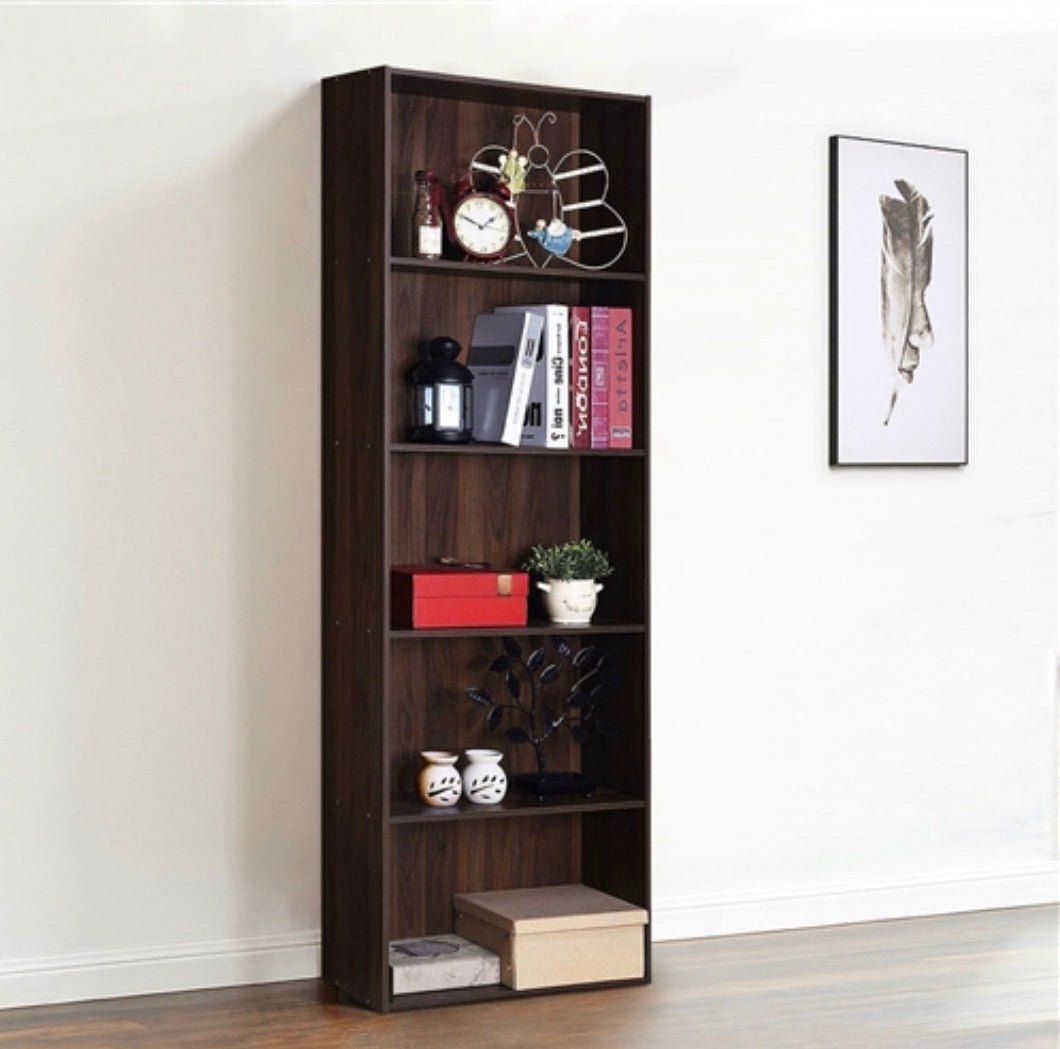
[879,179,934,425]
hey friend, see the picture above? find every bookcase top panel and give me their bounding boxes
[383,66,651,110]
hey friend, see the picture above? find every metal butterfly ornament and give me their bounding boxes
[469,111,628,270]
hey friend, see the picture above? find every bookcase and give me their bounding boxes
[322,66,650,1012]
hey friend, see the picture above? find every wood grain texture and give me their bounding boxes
[322,67,389,1009]
[1,907,1054,1046]
[324,65,651,1012]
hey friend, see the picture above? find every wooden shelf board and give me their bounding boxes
[389,620,646,640]
[389,787,645,825]
[388,974,650,1011]
[390,256,647,283]
[389,442,645,458]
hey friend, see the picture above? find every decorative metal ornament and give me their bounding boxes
[469,111,628,271]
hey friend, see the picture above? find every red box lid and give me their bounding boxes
[391,565,529,598]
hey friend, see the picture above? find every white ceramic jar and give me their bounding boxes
[460,749,507,804]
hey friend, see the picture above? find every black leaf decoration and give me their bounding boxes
[466,687,494,707]
[574,668,599,693]
[505,670,521,700]
[467,635,620,774]
[539,663,560,686]
[572,646,596,669]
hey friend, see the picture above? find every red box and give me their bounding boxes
[391,565,529,629]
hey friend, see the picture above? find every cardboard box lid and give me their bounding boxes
[453,884,648,935]
[391,565,529,598]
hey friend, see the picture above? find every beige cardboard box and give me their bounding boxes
[453,883,648,991]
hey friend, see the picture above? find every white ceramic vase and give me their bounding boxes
[416,751,461,807]
[460,749,507,804]
[537,579,604,626]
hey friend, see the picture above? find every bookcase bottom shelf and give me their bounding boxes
[388,974,651,1012]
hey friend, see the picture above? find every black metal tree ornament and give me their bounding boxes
[466,635,618,799]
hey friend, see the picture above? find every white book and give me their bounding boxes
[495,304,570,448]
[467,310,544,446]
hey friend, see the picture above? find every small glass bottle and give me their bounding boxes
[412,169,443,259]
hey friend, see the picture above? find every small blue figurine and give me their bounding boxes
[528,218,581,257]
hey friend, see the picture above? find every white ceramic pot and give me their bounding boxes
[460,749,507,804]
[416,751,461,807]
[537,579,604,626]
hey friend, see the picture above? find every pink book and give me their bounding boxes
[590,306,610,449]
[608,307,633,449]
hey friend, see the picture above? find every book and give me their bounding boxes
[590,306,610,449]
[467,310,545,446]
[608,307,633,448]
[569,306,592,449]
[495,304,570,448]
[390,934,501,995]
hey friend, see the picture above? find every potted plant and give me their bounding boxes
[522,539,614,626]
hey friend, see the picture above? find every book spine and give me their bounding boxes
[590,306,610,449]
[569,307,591,449]
[546,305,570,449]
[608,307,633,449]
[501,316,541,447]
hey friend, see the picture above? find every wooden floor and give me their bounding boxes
[1,906,1055,1048]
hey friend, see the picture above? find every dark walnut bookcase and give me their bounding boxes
[322,66,651,1012]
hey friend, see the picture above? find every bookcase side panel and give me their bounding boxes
[322,68,389,1008]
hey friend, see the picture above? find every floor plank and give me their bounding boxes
[0,906,1055,1048]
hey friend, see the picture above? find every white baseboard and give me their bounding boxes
[651,862,1059,941]
[0,931,320,1010]
[4,864,1056,1009]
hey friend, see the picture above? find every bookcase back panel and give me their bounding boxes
[579,457,647,624]
[389,453,579,570]
[391,272,590,444]
[578,635,646,797]
[389,817,581,939]
[391,92,582,263]
[581,809,649,911]
[390,273,646,449]
[389,635,583,789]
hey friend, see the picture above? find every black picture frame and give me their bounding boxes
[829,135,968,466]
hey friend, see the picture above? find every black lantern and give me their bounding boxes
[408,336,474,443]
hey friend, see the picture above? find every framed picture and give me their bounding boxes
[830,135,968,466]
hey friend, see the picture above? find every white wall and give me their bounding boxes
[0,2,1054,1008]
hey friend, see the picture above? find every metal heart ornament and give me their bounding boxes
[468,112,628,271]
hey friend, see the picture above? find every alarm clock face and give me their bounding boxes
[452,193,513,259]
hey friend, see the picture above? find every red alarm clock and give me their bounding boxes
[447,172,514,261]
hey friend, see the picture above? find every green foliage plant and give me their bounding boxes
[521,539,614,582]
